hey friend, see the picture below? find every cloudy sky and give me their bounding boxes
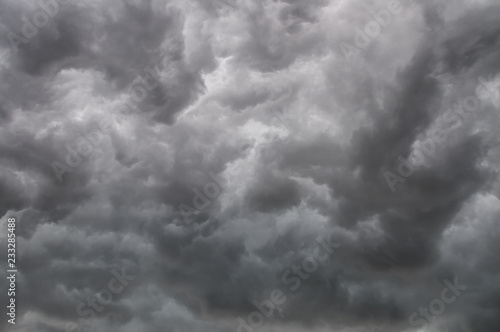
[1,0,500,331]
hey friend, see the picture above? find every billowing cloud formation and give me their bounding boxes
[1,0,499,331]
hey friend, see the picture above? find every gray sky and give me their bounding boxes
[1,0,500,331]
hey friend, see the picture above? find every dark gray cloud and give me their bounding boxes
[1,0,499,331]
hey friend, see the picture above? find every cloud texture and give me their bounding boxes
[0,0,499,331]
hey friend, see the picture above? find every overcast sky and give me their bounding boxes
[1,0,500,331]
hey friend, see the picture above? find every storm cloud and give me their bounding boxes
[1,0,499,331]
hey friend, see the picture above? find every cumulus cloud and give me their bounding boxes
[1,0,499,331]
